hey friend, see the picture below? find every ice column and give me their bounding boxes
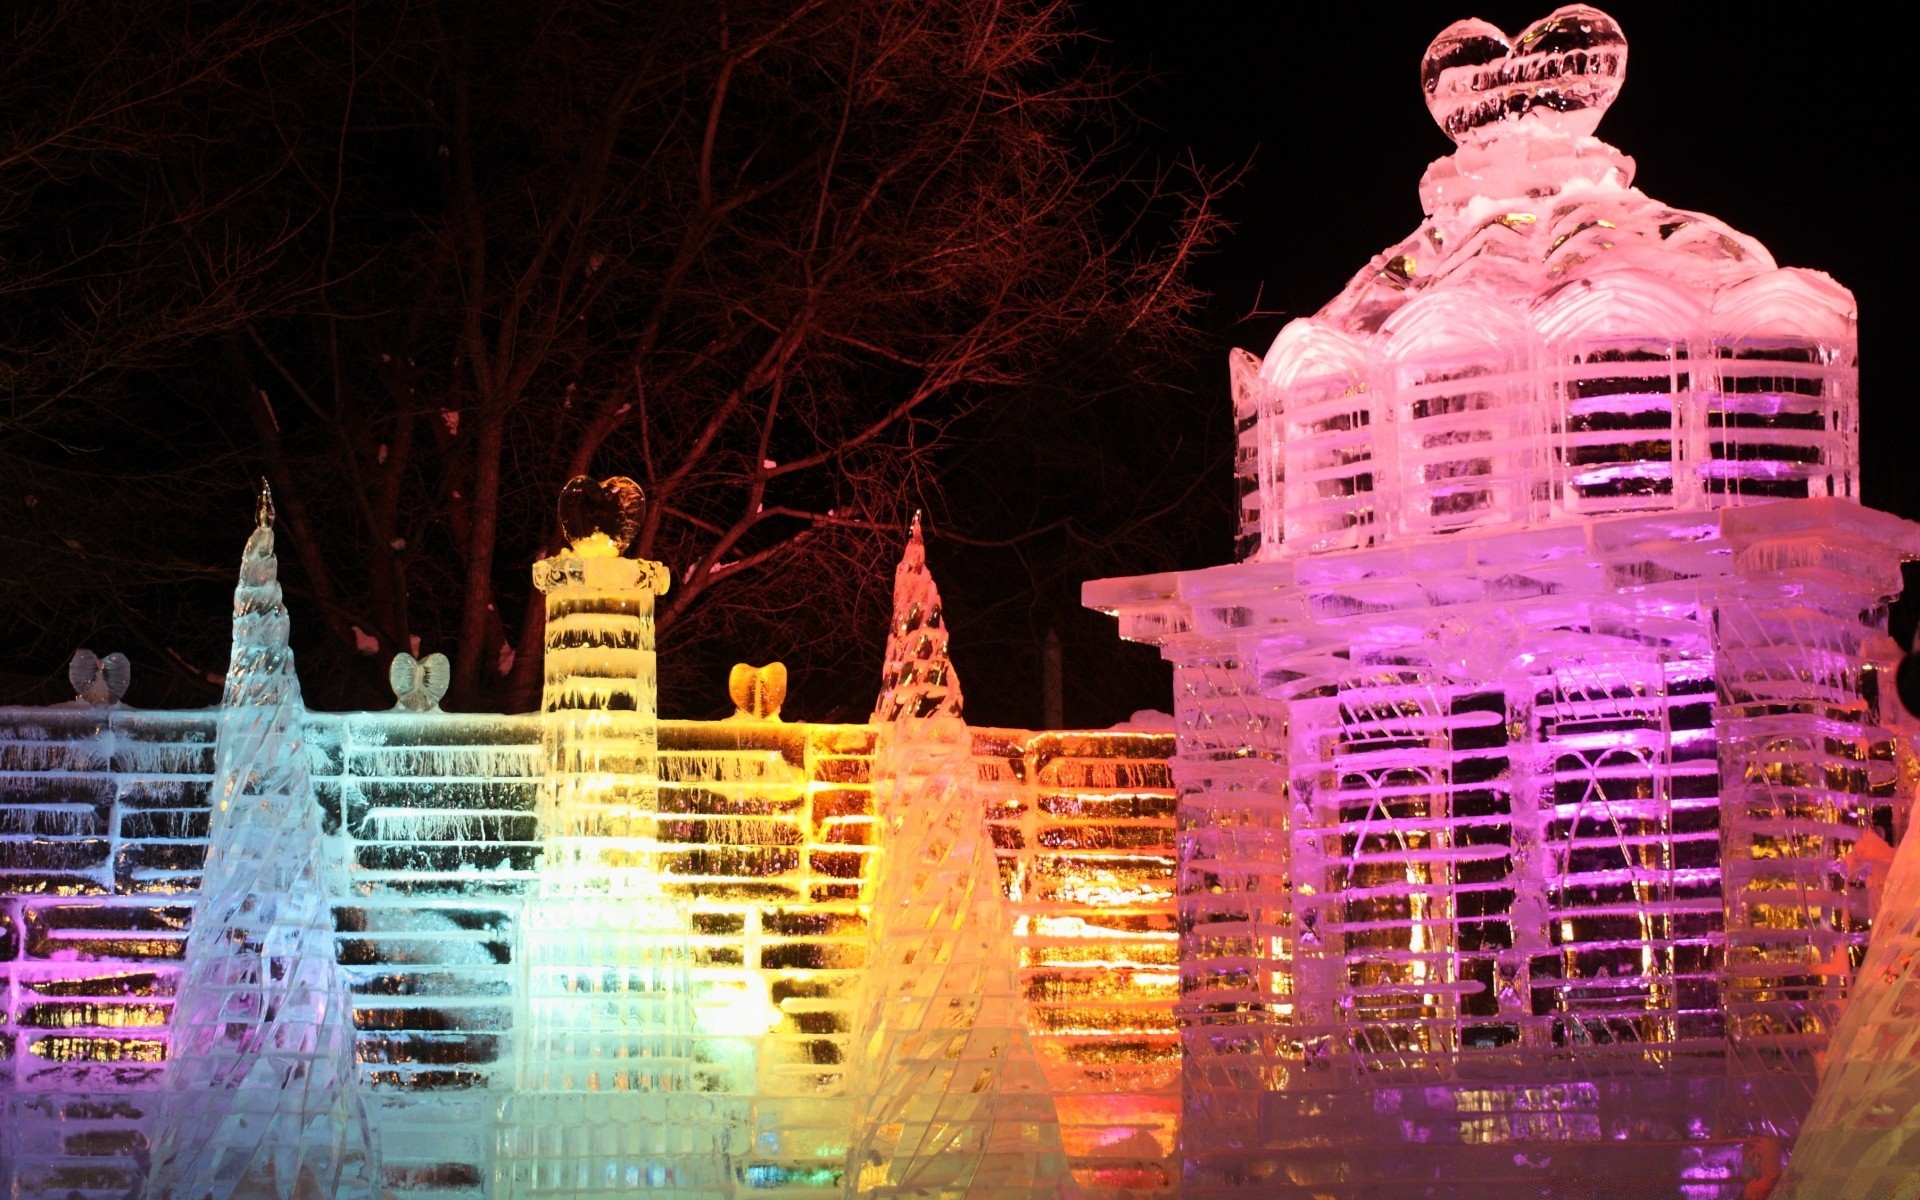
[844,517,1064,1199]
[493,476,730,1200]
[147,489,378,1200]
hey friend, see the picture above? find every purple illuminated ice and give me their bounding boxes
[1088,6,1913,1198]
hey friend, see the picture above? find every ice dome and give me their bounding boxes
[1234,4,1858,561]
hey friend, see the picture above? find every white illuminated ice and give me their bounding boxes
[147,491,379,1200]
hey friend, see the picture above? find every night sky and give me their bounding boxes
[1007,2,1913,730]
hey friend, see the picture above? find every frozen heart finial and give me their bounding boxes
[728,662,788,721]
[557,475,646,554]
[69,649,131,707]
[1421,5,1627,145]
[389,652,451,712]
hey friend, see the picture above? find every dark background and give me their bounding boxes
[11,4,1905,729]
[964,1,1912,730]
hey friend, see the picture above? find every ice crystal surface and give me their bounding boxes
[147,499,378,1200]
[1089,7,1919,1198]
[845,518,1065,1198]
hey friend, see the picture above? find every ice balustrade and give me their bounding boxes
[977,728,1180,1195]
[1090,6,1920,1198]
[1,504,1178,1200]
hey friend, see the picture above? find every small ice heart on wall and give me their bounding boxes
[390,652,451,712]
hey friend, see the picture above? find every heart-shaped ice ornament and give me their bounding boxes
[1421,5,1627,144]
[728,662,788,721]
[558,474,645,553]
[69,649,131,707]
[389,651,451,712]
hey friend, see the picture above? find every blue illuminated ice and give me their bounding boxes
[147,488,379,1200]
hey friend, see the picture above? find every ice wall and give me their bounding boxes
[0,705,218,1200]
[1779,759,1920,1199]
[977,728,1179,1195]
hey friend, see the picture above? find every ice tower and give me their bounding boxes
[147,488,378,1200]
[1086,7,1920,1197]
[493,476,730,1199]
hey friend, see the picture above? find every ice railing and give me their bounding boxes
[1232,267,1858,561]
[0,708,1177,1200]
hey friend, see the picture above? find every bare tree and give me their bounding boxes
[1,0,1223,716]
[0,0,334,698]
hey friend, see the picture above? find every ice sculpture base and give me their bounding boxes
[494,1093,732,1200]
[1088,498,1920,1200]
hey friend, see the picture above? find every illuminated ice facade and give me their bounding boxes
[1086,6,1920,1197]
[0,501,1176,1199]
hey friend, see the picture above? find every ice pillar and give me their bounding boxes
[843,517,1064,1198]
[147,488,378,1200]
[494,476,730,1200]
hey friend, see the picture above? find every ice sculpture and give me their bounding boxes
[726,663,787,721]
[68,648,131,707]
[845,518,1066,1198]
[494,476,731,1200]
[388,652,451,713]
[1087,7,1920,1198]
[1778,767,1920,1199]
[0,496,1180,1199]
[147,487,379,1200]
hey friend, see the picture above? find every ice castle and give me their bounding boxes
[0,475,1178,1200]
[1086,5,1920,1198]
[6,6,1920,1200]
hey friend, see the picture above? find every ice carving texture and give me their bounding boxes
[1084,7,1918,1198]
[845,521,1065,1197]
[1421,7,1626,144]
[1778,757,1920,1200]
[494,527,731,1200]
[1238,5,1855,562]
[146,498,379,1200]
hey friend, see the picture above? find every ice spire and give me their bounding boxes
[148,484,378,1200]
[871,515,962,723]
[845,518,1064,1198]
[1777,811,1920,1198]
